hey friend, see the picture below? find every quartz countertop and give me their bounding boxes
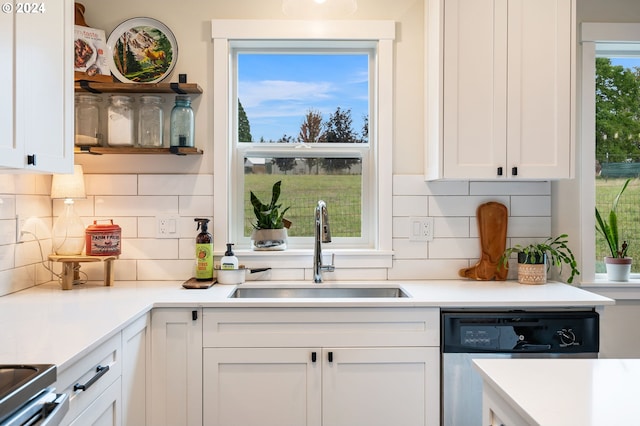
[0,280,613,372]
[473,358,640,425]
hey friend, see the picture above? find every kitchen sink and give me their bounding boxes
[229,286,410,298]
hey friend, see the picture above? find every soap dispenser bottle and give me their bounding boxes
[221,243,239,270]
[194,218,213,280]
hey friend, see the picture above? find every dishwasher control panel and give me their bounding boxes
[441,311,599,353]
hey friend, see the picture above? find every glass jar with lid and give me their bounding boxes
[74,94,102,146]
[138,95,164,147]
[170,95,194,147]
[107,95,135,146]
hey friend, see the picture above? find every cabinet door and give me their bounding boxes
[122,314,149,426]
[69,376,122,426]
[322,347,439,426]
[203,347,322,426]
[150,308,202,426]
[12,0,73,172]
[0,2,20,168]
[442,0,508,179]
[506,0,574,179]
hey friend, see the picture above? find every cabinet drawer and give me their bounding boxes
[57,332,122,425]
[203,307,439,347]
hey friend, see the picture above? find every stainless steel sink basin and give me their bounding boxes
[229,286,410,298]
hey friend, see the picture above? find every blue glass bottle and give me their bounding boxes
[170,95,194,147]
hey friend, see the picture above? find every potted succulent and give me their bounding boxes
[249,180,291,250]
[596,178,632,281]
[499,234,580,284]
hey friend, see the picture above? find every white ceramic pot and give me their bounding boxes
[250,228,287,251]
[604,257,632,282]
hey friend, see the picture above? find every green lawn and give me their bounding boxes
[244,174,362,237]
[596,178,640,272]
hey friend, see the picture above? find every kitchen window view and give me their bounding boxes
[595,55,640,274]
[232,49,375,248]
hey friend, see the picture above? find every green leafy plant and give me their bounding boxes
[250,180,291,230]
[595,178,631,259]
[499,234,580,284]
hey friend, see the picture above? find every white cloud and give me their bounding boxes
[240,80,335,109]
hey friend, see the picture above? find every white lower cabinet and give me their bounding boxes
[482,384,529,426]
[202,307,440,426]
[57,333,122,426]
[150,308,203,426]
[122,313,150,426]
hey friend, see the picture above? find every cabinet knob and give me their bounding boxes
[311,352,317,363]
[511,166,518,176]
[497,167,503,176]
[27,154,36,165]
[192,310,198,321]
[328,351,334,363]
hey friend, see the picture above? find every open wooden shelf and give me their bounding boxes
[74,81,203,95]
[75,146,203,155]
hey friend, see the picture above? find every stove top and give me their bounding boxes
[0,364,56,423]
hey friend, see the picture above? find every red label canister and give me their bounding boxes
[86,219,121,256]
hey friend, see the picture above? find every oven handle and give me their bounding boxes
[74,365,110,392]
[40,392,69,426]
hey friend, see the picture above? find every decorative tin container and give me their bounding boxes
[86,219,121,256]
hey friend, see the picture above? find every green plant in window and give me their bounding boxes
[250,180,291,230]
[595,178,631,258]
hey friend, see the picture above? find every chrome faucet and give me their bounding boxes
[313,200,335,283]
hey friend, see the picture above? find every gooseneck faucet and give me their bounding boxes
[313,200,335,283]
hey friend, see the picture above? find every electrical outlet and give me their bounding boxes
[409,217,434,242]
[157,215,179,239]
[16,214,27,242]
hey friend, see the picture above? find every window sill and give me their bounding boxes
[215,249,393,270]
[581,279,640,300]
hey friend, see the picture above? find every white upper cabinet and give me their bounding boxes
[426,0,575,180]
[0,0,74,173]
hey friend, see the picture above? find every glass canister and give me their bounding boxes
[170,95,194,147]
[74,94,102,146]
[107,95,135,146]
[138,95,164,147]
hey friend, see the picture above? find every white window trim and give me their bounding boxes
[580,23,640,285]
[211,20,395,269]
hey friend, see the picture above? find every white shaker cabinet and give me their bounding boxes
[202,307,440,426]
[150,308,203,426]
[0,0,74,172]
[426,0,575,180]
[121,313,150,426]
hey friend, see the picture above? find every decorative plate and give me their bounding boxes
[106,17,178,84]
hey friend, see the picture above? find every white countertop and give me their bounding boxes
[0,279,613,372]
[473,358,640,426]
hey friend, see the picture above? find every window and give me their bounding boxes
[212,20,395,263]
[580,23,640,282]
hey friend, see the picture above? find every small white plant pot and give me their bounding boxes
[604,257,632,282]
[250,228,288,251]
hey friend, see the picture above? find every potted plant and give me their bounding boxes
[499,234,580,284]
[596,178,632,281]
[249,180,291,250]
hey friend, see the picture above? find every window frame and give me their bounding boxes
[580,23,640,283]
[211,20,395,268]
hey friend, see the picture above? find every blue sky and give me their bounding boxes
[610,57,640,69]
[238,53,369,142]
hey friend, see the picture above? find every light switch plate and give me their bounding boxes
[156,215,180,239]
[409,217,434,242]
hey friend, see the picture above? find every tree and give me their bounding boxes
[595,58,640,164]
[321,107,362,172]
[238,100,253,142]
[298,110,324,174]
[272,135,297,174]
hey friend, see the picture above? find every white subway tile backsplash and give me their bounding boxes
[470,181,551,196]
[0,171,554,295]
[510,196,551,217]
[429,238,481,259]
[139,174,213,196]
[95,196,178,216]
[429,196,510,217]
[393,196,428,216]
[85,175,138,196]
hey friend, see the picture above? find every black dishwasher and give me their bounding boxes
[441,310,599,426]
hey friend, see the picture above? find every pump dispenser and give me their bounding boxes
[221,243,239,270]
[194,218,213,280]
